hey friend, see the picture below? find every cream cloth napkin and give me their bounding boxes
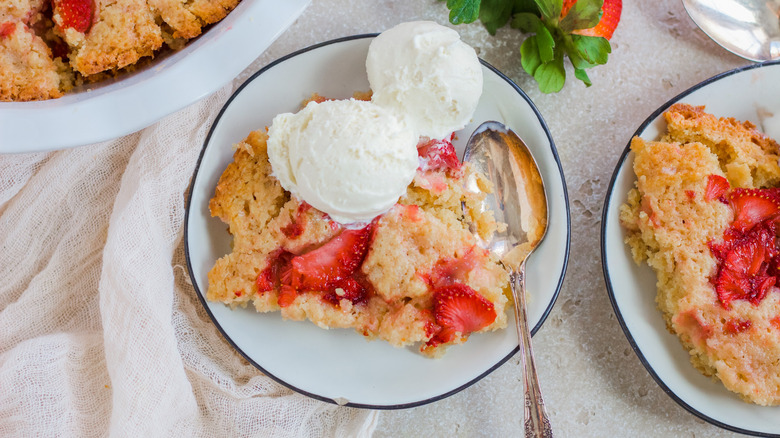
[0,86,377,437]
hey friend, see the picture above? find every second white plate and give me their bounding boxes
[602,61,780,436]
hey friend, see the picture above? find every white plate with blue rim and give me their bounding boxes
[185,34,571,408]
[602,61,780,436]
[0,0,310,154]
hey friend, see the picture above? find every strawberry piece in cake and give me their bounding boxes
[423,283,497,352]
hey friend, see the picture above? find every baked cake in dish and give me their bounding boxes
[621,103,780,405]
[206,115,510,358]
[0,0,239,101]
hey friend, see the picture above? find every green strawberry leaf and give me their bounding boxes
[534,51,566,93]
[572,34,611,65]
[536,23,555,62]
[533,0,561,21]
[559,0,603,32]
[446,0,481,24]
[520,35,543,77]
[441,0,617,92]
[479,0,514,34]
[511,12,543,33]
[574,67,592,87]
[512,0,540,14]
[562,34,594,69]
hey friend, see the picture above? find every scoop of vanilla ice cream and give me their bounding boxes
[366,21,483,140]
[267,99,419,224]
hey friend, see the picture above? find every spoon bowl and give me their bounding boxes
[682,0,780,62]
[464,121,552,437]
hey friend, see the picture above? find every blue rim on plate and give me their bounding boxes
[184,34,570,409]
[601,60,780,437]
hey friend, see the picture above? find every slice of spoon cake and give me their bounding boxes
[207,127,510,357]
[621,103,780,405]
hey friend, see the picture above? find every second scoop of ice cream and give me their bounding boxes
[366,21,483,141]
[267,99,419,224]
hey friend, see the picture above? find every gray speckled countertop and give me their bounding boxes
[243,1,749,436]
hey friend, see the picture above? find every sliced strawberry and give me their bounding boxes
[729,188,780,231]
[714,269,774,308]
[289,221,375,292]
[256,249,294,293]
[571,0,622,40]
[704,175,729,202]
[426,283,496,348]
[711,224,777,308]
[723,226,775,276]
[0,22,16,38]
[723,318,752,335]
[417,135,461,173]
[54,0,93,33]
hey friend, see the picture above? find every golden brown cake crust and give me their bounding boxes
[0,22,62,101]
[60,0,164,76]
[207,129,509,357]
[621,103,780,405]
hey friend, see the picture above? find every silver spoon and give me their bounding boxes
[463,121,551,437]
[682,0,780,62]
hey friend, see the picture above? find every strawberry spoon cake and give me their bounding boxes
[621,103,780,405]
[206,22,511,357]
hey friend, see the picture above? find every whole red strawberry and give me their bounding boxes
[55,0,93,33]
[567,0,622,40]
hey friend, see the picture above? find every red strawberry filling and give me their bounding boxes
[54,0,94,33]
[256,249,295,293]
[423,245,486,289]
[723,318,752,335]
[417,134,461,173]
[708,183,780,308]
[256,220,376,307]
[281,202,312,239]
[424,283,496,349]
[704,175,729,202]
[0,22,16,38]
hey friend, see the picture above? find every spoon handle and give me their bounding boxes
[511,268,553,438]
